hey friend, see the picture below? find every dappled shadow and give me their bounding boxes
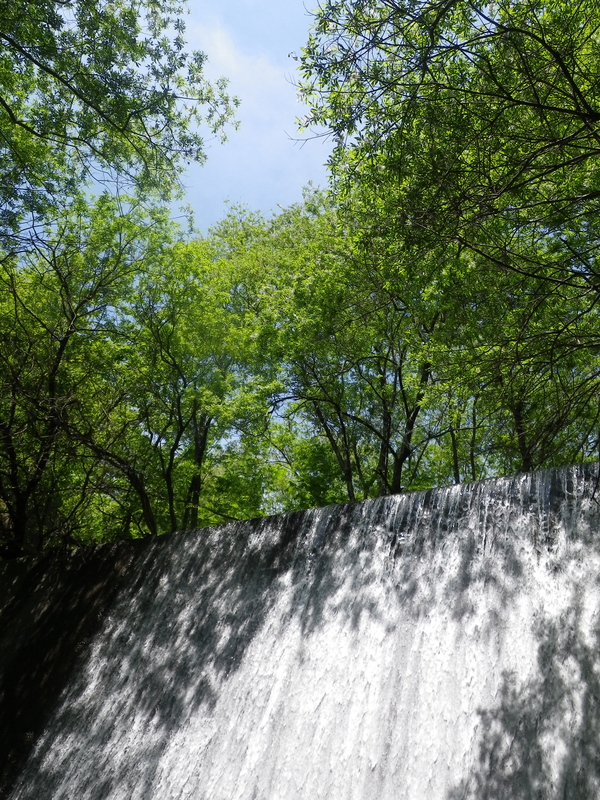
[6,510,334,798]
[6,500,398,797]
[447,595,600,800]
[0,540,153,797]
[387,464,600,624]
[4,463,600,798]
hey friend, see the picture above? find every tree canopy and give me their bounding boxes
[2,0,600,557]
[0,0,237,243]
[299,0,600,318]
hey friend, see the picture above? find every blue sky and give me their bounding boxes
[181,0,332,233]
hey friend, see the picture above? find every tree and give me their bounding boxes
[298,0,600,476]
[0,193,165,554]
[302,0,600,209]
[0,0,244,554]
[229,187,600,501]
[0,195,284,554]
[300,0,600,322]
[0,0,237,243]
[222,192,455,502]
[86,235,274,534]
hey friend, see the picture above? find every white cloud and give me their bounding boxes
[190,20,301,129]
[178,9,332,231]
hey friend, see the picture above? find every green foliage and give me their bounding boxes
[0,196,279,553]
[2,184,599,555]
[219,186,600,506]
[0,193,152,552]
[0,0,238,240]
[300,0,600,311]
[293,0,600,484]
[0,0,243,555]
[2,0,600,556]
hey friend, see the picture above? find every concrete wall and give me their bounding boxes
[2,465,600,799]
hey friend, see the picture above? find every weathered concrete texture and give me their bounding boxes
[3,465,600,799]
[0,539,158,797]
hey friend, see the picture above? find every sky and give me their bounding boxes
[181,0,332,233]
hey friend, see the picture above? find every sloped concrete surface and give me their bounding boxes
[3,465,600,799]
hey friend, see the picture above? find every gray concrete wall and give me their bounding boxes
[2,465,600,799]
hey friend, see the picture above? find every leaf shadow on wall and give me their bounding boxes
[447,595,600,800]
[0,541,155,798]
[6,466,600,799]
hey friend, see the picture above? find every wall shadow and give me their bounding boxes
[447,595,600,799]
[3,463,600,798]
[0,541,152,798]
[5,511,329,798]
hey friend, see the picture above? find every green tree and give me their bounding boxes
[0,193,165,554]
[298,0,600,480]
[301,0,600,217]
[0,0,237,242]
[0,196,282,554]
[300,0,600,341]
[235,188,600,499]
[222,192,452,502]
[95,236,274,533]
